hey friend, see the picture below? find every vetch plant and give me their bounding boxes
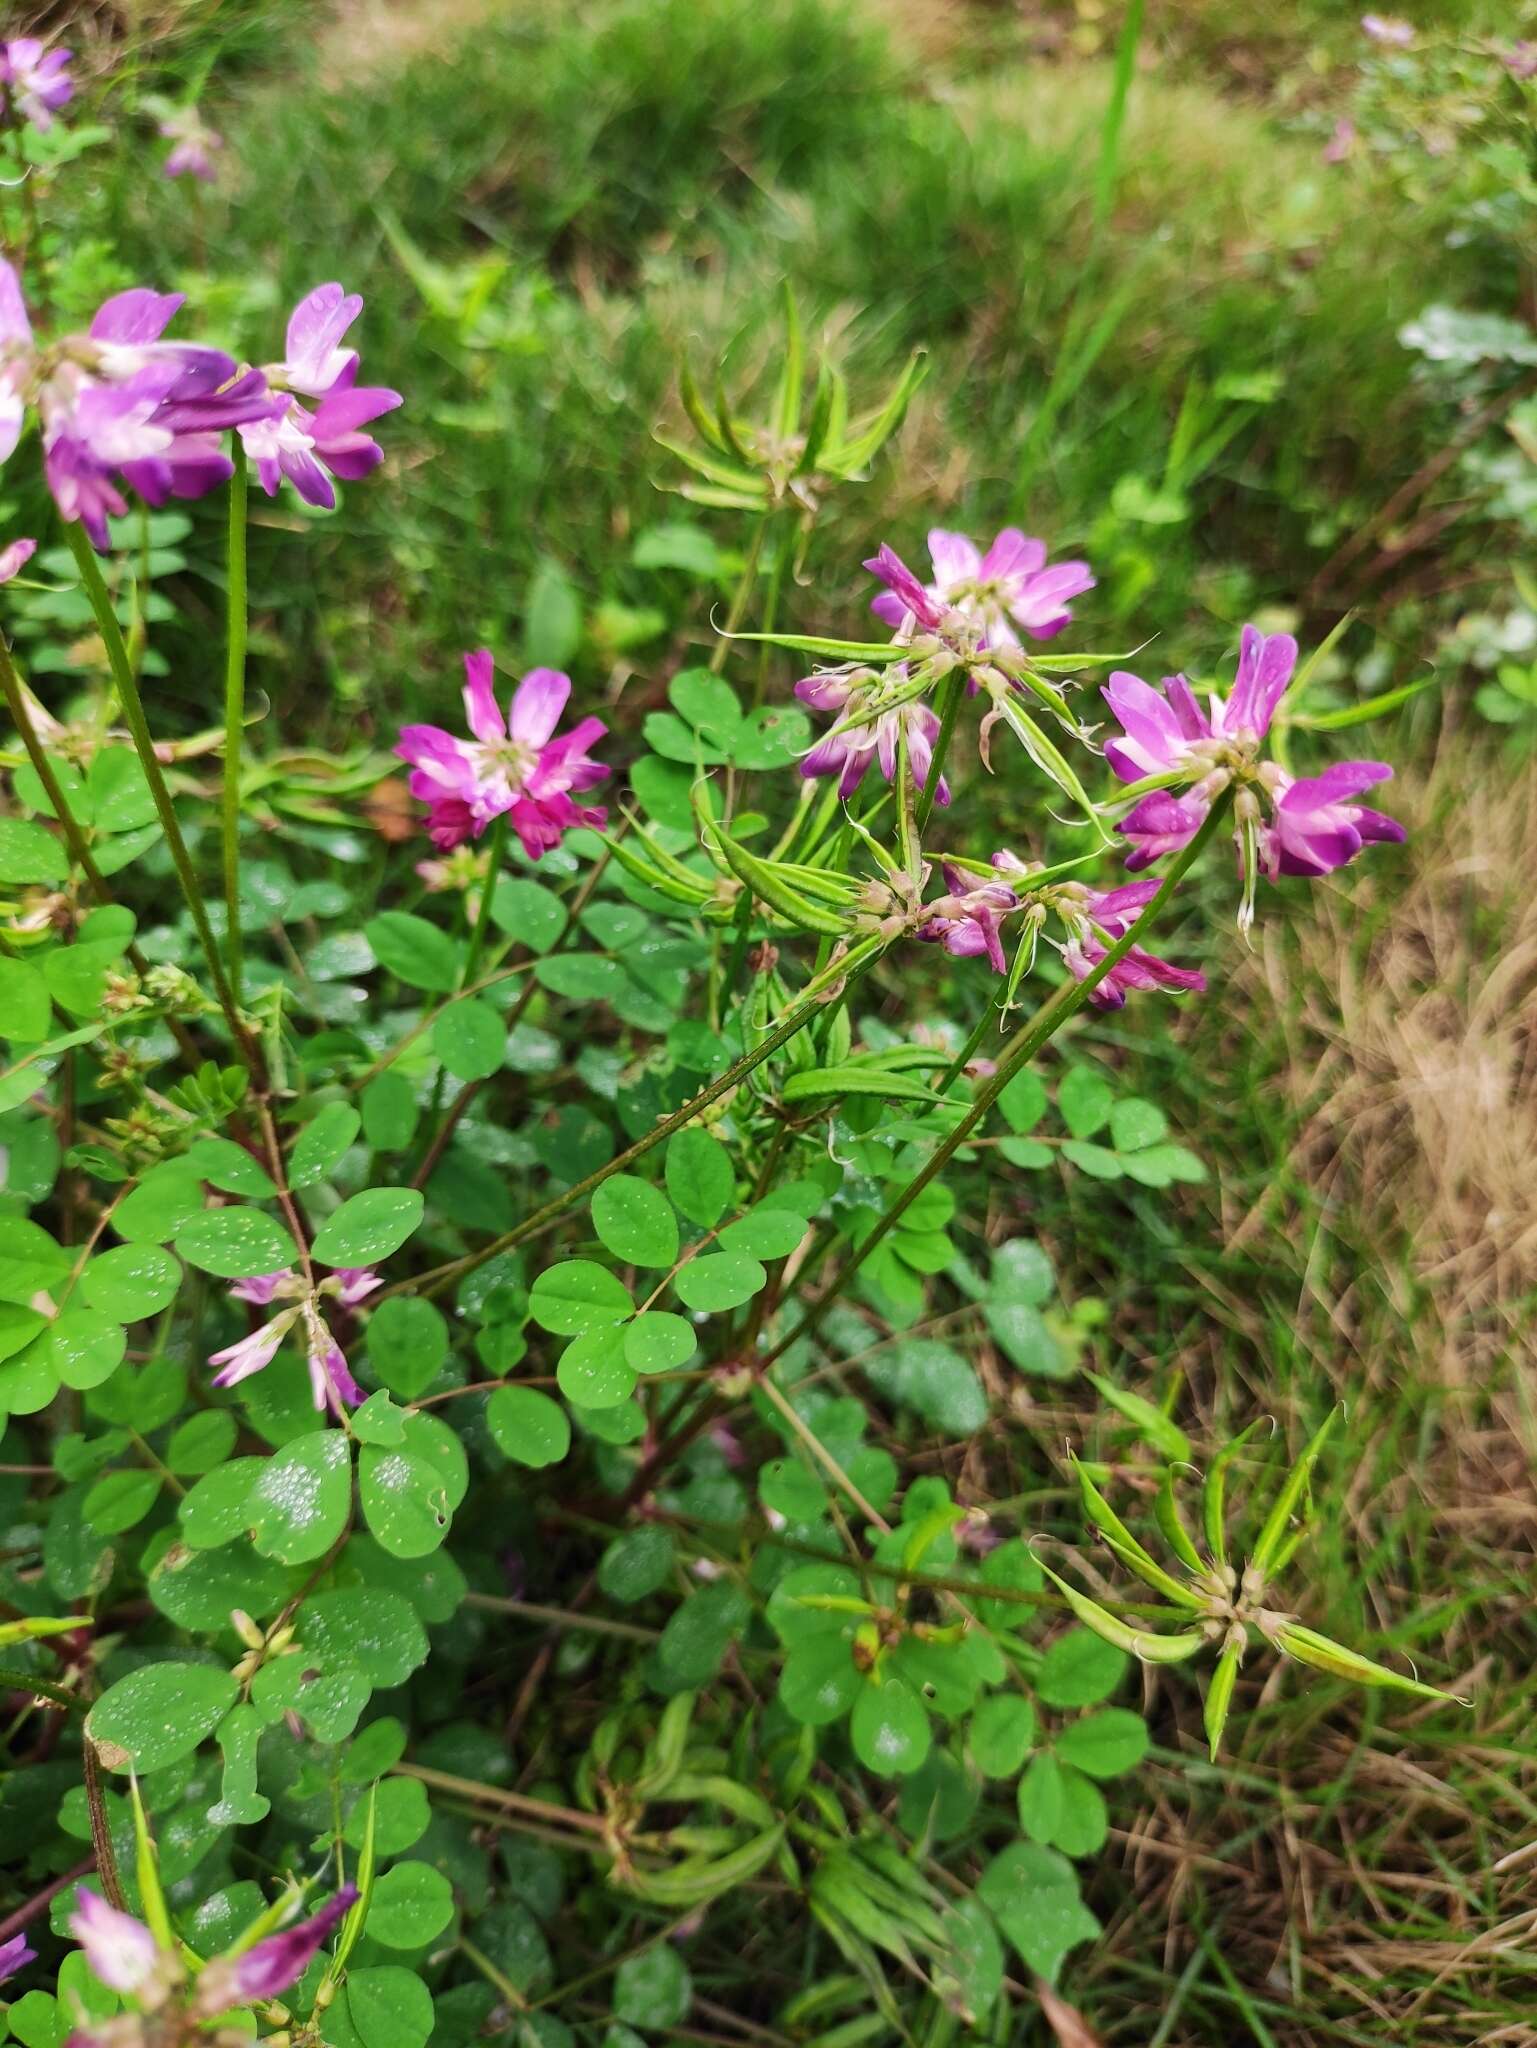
[0,43,1460,2045]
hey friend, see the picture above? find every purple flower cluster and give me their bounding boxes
[792,525,1093,806]
[796,666,948,805]
[0,270,399,548]
[1102,625,1404,918]
[208,1264,380,1412]
[785,529,1403,1005]
[397,650,609,858]
[916,854,1205,1009]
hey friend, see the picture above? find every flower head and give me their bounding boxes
[70,1893,179,2009]
[795,665,949,805]
[1322,117,1357,163]
[1361,14,1414,44]
[269,285,365,400]
[1506,40,1537,77]
[209,1265,380,1412]
[0,1932,35,1985]
[396,650,609,856]
[0,263,272,548]
[870,528,1094,648]
[159,107,223,183]
[0,39,73,130]
[208,1313,294,1389]
[0,535,34,583]
[240,285,400,508]
[1059,882,1206,1009]
[68,1882,355,2039]
[915,862,1020,972]
[1101,624,1404,921]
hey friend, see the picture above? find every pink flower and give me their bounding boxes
[916,862,1021,972]
[795,665,949,804]
[1101,623,1405,916]
[396,650,609,857]
[194,1888,357,2014]
[0,535,34,583]
[1103,626,1299,784]
[241,386,401,510]
[1061,883,1206,1009]
[208,1314,294,1389]
[0,40,73,130]
[330,1266,382,1307]
[159,107,223,183]
[309,1340,362,1412]
[209,1266,380,1411]
[70,1894,176,2008]
[1507,41,1537,77]
[1322,117,1357,163]
[269,285,366,399]
[870,528,1094,647]
[228,1268,294,1306]
[241,285,400,508]
[1361,14,1414,45]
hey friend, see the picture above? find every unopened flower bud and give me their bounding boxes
[230,1608,265,1651]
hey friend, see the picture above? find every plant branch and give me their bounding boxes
[222,442,250,1001]
[387,938,882,1302]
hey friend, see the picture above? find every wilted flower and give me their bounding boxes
[1101,625,1404,925]
[159,106,223,182]
[0,39,73,130]
[0,534,34,582]
[210,1265,379,1411]
[795,665,949,804]
[0,1932,34,1984]
[239,284,401,509]
[0,264,272,548]
[396,649,609,856]
[1361,14,1414,45]
[870,528,1093,648]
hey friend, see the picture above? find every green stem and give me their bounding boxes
[64,522,253,1067]
[708,513,769,675]
[936,981,1007,1093]
[388,937,883,1302]
[0,633,204,1070]
[222,443,249,1002]
[916,669,964,834]
[758,792,1233,1368]
[459,811,507,991]
[750,514,789,709]
[0,637,115,918]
